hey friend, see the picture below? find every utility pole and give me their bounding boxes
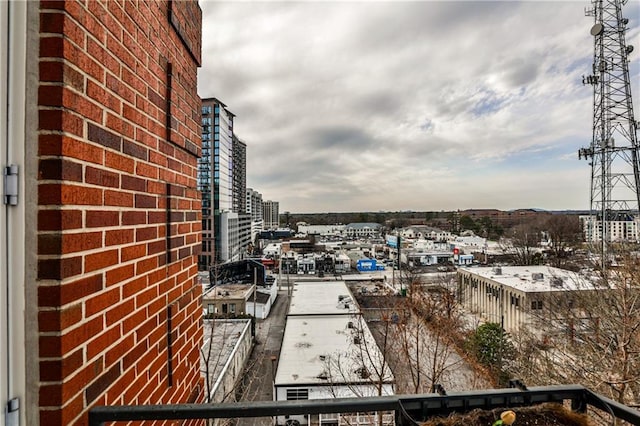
[579,0,639,272]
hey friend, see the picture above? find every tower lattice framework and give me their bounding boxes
[579,0,640,264]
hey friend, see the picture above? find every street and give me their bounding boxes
[235,288,289,426]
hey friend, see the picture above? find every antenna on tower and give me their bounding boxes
[578,0,640,272]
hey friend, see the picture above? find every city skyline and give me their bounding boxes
[198,0,640,213]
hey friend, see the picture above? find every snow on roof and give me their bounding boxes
[288,281,358,316]
[458,265,597,293]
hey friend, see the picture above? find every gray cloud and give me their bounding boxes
[198,0,640,213]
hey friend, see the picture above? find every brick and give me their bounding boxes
[86,210,119,228]
[122,139,148,161]
[37,256,83,280]
[86,80,122,114]
[121,175,146,192]
[121,243,146,262]
[87,122,121,151]
[122,211,146,225]
[85,288,121,318]
[104,189,133,207]
[104,333,134,366]
[106,73,135,105]
[121,274,146,298]
[58,136,104,164]
[38,231,102,255]
[134,193,156,208]
[60,316,104,355]
[39,109,84,136]
[104,150,135,173]
[39,392,84,425]
[86,324,122,359]
[85,362,121,404]
[106,112,134,140]
[38,303,83,332]
[105,228,133,246]
[39,348,84,381]
[84,249,118,273]
[147,240,165,257]
[38,273,103,307]
[147,211,165,224]
[105,263,134,286]
[85,166,120,188]
[38,158,83,182]
[122,338,148,372]
[135,226,157,242]
[39,183,103,206]
[38,209,83,231]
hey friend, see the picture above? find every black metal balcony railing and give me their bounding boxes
[88,384,640,426]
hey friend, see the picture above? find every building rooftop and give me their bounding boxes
[203,284,254,300]
[200,319,251,394]
[274,314,393,388]
[458,265,598,293]
[288,281,357,316]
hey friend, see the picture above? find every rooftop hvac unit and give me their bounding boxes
[493,266,502,275]
[347,321,354,329]
[532,273,544,281]
[353,336,361,345]
[551,277,564,287]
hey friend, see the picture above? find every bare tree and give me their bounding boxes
[508,256,640,412]
[544,215,583,267]
[500,221,544,266]
[322,311,395,426]
[398,273,477,393]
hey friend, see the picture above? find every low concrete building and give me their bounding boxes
[201,319,253,409]
[203,284,254,316]
[275,281,394,426]
[457,266,600,332]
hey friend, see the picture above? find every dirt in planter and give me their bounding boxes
[415,403,594,426]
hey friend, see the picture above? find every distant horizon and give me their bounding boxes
[280,207,592,216]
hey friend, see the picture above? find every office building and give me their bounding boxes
[263,200,280,230]
[199,99,251,265]
[246,188,264,242]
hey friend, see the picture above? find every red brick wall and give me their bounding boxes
[37,1,203,424]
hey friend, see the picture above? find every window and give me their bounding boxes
[230,303,236,314]
[530,300,543,310]
[207,304,214,314]
[286,389,309,400]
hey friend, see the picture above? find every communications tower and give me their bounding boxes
[578,0,639,268]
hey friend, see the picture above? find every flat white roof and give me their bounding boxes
[274,314,393,387]
[458,265,597,293]
[201,319,250,387]
[288,281,357,315]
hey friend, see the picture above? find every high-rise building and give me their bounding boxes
[263,200,280,230]
[246,188,264,242]
[232,136,247,214]
[1,1,204,425]
[199,99,250,265]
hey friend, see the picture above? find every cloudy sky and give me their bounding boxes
[197,0,640,213]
